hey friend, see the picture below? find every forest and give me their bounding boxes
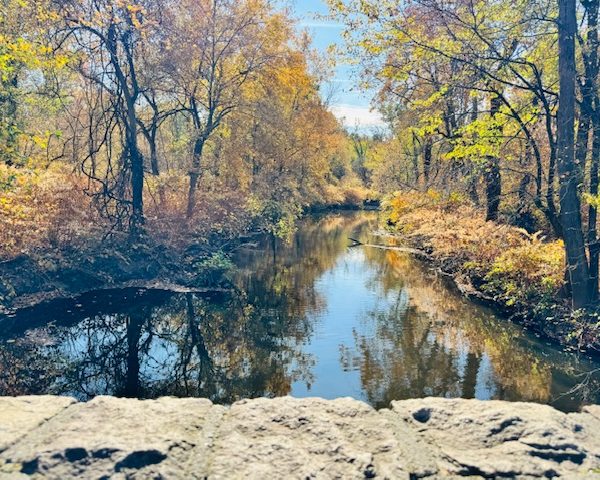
[1,0,600,354]
[0,0,370,245]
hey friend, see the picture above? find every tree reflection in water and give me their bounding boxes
[0,288,316,401]
[0,212,599,411]
[344,245,600,411]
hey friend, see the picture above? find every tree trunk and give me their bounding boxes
[485,95,502,222]
[131,148,144,230]
[467,169,480,206]
[589,109,600,299]
[558,0,592,308]
[411,132,420,185]
[3,74,19,166]
[575,113,591,184]
[127,100,144,234]
[186,136,205,219]
[149,133,159,176]
[484,157,501,221]
[546,123,560,232]
[584,0,600,300]
[423,137,432,184]
[467,96,480,206]
[518,141,533,212]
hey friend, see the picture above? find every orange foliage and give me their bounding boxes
[0,164,98,257]
[384,191,566,310]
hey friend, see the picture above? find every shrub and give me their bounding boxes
[193,251,235,285]
[0,164,98,257]
[485,235,565,307]
[384,191,566,315]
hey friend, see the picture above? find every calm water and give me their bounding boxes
[1,211,599,412]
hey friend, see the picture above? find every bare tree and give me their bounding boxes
[54,0,159,234]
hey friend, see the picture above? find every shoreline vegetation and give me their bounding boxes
[379,191,600,354]
[0,196,376,314]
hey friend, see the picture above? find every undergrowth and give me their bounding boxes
[383,190,599,351]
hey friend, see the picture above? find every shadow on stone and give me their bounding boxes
[114,450,167,472]
[92,448,118,459]
[412,408,431,423]
[65,448,88,463]
[20,458,39,474]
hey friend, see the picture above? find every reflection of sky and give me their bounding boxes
[282,0,385,129]
[291,246,501,405]
[292,249,380,401]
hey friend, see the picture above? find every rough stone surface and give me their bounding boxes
[209,396,426,479]
[0,396,599,479]
[0,396,75,454]
[392,397,600,479]
[0,396,225,479]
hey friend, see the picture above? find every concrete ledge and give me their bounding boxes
[1,396,599,478]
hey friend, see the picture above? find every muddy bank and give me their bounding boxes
[0,239,232,314]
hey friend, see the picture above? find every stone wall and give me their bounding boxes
[1,396,599,478]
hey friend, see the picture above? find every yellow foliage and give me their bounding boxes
[486,237,565,305]
[0,163,97,256]
[384,192,566,309]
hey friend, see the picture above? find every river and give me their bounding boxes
[1,211,599,412]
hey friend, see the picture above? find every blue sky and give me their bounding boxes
[284,0,385,129]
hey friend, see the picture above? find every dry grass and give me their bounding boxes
[0,165,288,259]
[383,191,566,311]
[0,164,100,257]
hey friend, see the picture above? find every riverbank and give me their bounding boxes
[380,192,600,353]
[0,236,235,314]
[1,395,599,478]
[0,200,380,314]
[0,160,377,313]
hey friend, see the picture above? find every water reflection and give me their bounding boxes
[0,288,315,402]
[0,212,599,411]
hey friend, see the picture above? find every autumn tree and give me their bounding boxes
[158,0,283,218]
[204,36,349,235]
[51,0,164,232]
[558,0,592,307]
[0,0,64,166]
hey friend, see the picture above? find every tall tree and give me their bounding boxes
[161,0,280,218]
[557,0,592,307]
[581,0,600,298]
[53,0,159,233]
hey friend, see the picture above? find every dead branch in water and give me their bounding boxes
[348,238,430,258]
[348,237,363,247]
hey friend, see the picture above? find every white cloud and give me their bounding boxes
[330,104,386,128]
[299,22,344,29]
